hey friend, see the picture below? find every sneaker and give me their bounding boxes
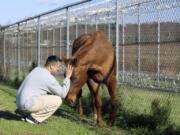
[21,115,27,121]
[15,109,28,121]
[25,115,39,124]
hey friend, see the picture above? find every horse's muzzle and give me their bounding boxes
[65,98,77,107]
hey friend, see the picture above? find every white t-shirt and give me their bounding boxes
[16,67,70,111]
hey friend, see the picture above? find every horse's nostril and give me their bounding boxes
[70,101,76,107]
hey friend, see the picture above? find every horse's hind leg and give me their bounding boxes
[89,90,97,120]
[87,79,103,127]
[106,75,118,126]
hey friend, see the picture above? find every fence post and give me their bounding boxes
[17,23,21,79]
[75,18,78,38]
[3,30,6,77]
[66,7,70,57]
[59,24,62,57]
[46,29,49,58]
[85,21,87,34]
[41,27,43,62]
[26,22,29,63]
[95,14,98,31]
[108,11,111,41]
[116,0,119,80]
[157,0,160,87]
[30,31,32,63]
[122,10,125,82]
[108,23,111,41]
[53,27,55,55]
[138,3,141,76]
[13,32,16,65]
[37,17,41,66]
[10,31,14,66]
[22,24,25,64]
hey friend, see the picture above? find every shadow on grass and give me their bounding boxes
[0,110,21,121]
[54,105,95,126]
[162,125,180,135]
[54,107,119,135]
[114,98,180,135]
[54,95,180,135]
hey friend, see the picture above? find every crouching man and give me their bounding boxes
[16,55,73,124]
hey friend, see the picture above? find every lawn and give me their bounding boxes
[0,83,128,135]
[0,82,180,135]
[118,86,180,125]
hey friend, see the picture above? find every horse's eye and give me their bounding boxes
[71,76,78,82]
[70,76,76,80]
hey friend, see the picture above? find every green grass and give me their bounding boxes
[0,83,128,135]
[118,86,180,125]
[0,82,180,135]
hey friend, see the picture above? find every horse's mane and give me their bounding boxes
[72,34,92,55]
[72,34,94,58]
[72,31,105,59]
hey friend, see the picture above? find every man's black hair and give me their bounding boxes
[45,55,62,66]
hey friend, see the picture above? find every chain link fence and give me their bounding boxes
[1,0,179,90]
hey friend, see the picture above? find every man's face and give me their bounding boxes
[49,62,61,75]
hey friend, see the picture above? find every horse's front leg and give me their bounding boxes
[94,90,103,127]
[92,95,97,120]
[77,89,84,118]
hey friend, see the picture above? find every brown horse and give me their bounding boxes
[64,31,117,127]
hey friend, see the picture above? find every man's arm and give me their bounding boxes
[48,77,70,98]
[47,65,73,98]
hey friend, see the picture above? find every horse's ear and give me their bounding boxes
[62,56,78,66]
[61,56,70,65]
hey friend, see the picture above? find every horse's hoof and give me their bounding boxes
[79,114,84,119]
[97,124,103,128]
[94,114,97,120]
[97,122,104,128]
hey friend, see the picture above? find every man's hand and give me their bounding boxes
[66,64,74,79]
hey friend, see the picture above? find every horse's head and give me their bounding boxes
[63,57,88,106]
